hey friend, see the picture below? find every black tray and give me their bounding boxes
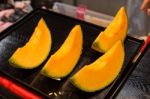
[116,43,150,99]
[0,9,144,99]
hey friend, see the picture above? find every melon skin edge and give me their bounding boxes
[70,41,125,92]
[41,25,83,79]
[70,60,124,92]
[9,18,52,69]
[92,7,128,53]
[41,61,79,79]
[91,33,106,53]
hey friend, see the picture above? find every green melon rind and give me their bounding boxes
[8,42,51,69]
[70,63,124,92]
[8,18,52,69]
[70,74,111,92]
[40,68,71,80]
[40,49,82,80]
[70,43,125,92]
[41,65,76,80]
[41,25,83,80]
[92,8,128,53]
[92,41,105,53]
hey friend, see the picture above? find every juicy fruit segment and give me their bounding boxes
[9,18,52,69]
[92,7,128,53]
[71,41,124,92]
[41,25,83,79]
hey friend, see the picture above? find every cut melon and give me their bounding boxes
[41,25,83,79]
[92,7,128,53]
[71,40,124,92]
[9,18,52,69]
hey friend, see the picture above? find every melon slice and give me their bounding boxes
[92,7,128,53]
[71,40,124,92]
[41,25,83,79]
[9,18,52,69]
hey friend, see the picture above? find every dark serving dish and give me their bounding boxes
[0,9,144,99]
[116,42,150,99]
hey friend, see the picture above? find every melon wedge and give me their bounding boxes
[9,18,52,69]
[41,25,83,79]
[92,7,128,53]
[71,40,124,92]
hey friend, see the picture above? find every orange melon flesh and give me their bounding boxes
[71,40,124,92]
[9,18,52,69]
[92,7,128,53]
[41,25,83,79]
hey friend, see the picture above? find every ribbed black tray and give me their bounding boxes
[0,9,144,99]
[116,43,150,99]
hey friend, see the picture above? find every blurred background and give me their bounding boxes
[1,0,150,38]
[0,0,150,37]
